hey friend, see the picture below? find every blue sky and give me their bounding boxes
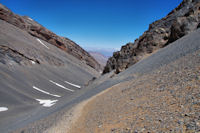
[1,0,182,52]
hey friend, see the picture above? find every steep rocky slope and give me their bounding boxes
[103,0,200,74]
[70,50,200,133]
[0,11,100,133]
[0,4,101,71]
[66,28,200,133]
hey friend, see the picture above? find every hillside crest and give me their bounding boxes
[103,0,200,74]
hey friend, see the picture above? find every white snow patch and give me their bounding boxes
[31,61,36,64]
[0,107,8,112]
[65,81,81,88]
[28,17,33,21]
[49,80,74,92]
[32,86,60,97]
[36,99,57,107]
[36,38,49,49]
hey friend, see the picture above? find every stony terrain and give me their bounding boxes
[0,0,200,133]
[0,45,40,66]
[103,0,200,74]
[38,25,200,133]
[0,4,100,132]
[0,4,101,71]
[69,39,200,133]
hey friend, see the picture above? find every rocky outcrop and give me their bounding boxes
[0,45,40,66]
[103,0,200,74]
[0,4,101,71]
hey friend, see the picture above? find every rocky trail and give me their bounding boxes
[45,27,200,133]
[0,0,200,133]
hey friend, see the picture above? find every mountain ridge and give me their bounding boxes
[0,4,101,71]
[103,0,200,74]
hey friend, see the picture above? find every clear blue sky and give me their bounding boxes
[1,0,182,51]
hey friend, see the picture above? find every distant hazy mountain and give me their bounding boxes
[85,47,119,57]
[88,51,108,69]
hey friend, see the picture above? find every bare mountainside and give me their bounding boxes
[0,3,103,133]
[66,28,200,133]
[103,0,200,74]
[0,4,101,72]
[89,51,108,70]
[0,1,200,133]
[0,17,101,133]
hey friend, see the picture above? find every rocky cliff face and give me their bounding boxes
[0,4,101,72]
[103,0,200,74]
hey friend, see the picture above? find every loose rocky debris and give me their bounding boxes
[68,50,200,133]
[0,45,40,66]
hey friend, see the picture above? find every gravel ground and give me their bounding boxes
[12,30,200,133]
[68,49,200,133]
[43,100,88,133]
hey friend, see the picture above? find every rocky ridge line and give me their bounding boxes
[103,0,200,74]
[0,4,101,71]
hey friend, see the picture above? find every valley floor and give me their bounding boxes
[46,49,200,133]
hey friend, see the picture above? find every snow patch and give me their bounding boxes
[28,17,33,21]
[36,99,57,107]
[0,107,8,112]
[49,80,74,92]
[36,38,49,49]
[65,81,81,88]
[31,61,36,64]
[32,86,60,97]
